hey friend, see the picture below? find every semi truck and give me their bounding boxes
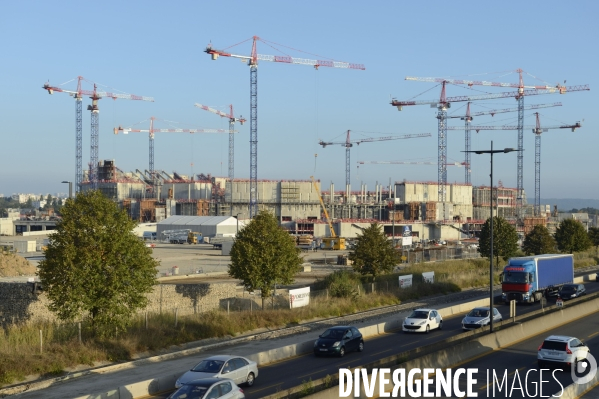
[501,254,574,304]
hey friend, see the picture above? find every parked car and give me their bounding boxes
[313,326,364,357]
[461,307,503,331]
[538,335,590,368]
[168,378,244,399]
[402,308,443,333]
[558,284,586,300]
[175,355,258,389]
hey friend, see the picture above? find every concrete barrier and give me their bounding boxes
[40,272,599,399]
[69,297,488,399]
[301,294,599,399]
[557,371,599,399]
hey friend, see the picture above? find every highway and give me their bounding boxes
[148,282,599,399]
[7,279,597,398]
[443,309,599,398]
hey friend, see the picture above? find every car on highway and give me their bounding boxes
[402,308,443,333]
[313,326,364,357]
[558,284,586,300]
[168,377,245,399]
[461,307,503,331]
[175,355,258,389]
[538,335,590,368]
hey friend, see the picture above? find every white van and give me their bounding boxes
[143,231,157,241]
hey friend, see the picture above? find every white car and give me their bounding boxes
[538,335,590,368]
[402,309,443,333]
[175,355,258,389]
[461,307,502,331]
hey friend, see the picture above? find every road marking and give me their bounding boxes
[371,349,395,356]
[249,382,285,394]
[297,368,327,379]
[589,331,599,338]
[478,368,526,392]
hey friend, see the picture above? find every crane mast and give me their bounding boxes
[318,131,431,200]
[392,72,589,221]
[43,77,153,191]
[206,36,364,218]
[115,120,233,196]
[448,102,562,184]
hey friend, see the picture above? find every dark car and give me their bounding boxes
[167,377,244,399]
[559,284,586,300]
[313,326,364,357]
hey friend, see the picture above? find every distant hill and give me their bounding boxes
[540,198,599,212]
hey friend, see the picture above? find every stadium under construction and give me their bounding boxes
[77,159,560,242]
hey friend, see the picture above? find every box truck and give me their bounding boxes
[501,254,574,304]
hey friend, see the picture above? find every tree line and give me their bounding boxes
[36,191,598,336]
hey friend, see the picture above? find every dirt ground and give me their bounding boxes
[0,252,38,277]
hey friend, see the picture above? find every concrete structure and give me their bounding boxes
[557,212,591,231]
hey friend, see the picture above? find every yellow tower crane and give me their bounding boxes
[310,176,345,250]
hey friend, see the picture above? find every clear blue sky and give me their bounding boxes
[1,1,597,199]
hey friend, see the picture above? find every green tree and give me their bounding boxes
[554,219,592,254]
[588,227,599,247]
[522,224,556,255]
[229,210,302,309]
[348,223,399,280]
[478,217,519,268]
[38,190,158,335]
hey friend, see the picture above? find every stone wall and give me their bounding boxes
[0,281,238,325]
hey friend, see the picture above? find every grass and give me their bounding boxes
[0,249,596,387]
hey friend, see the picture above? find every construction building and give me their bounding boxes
[74,159,558,242]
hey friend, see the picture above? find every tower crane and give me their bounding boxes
[43,76,154,191]
[205,36,364,217]
[318,131,431,199]
[194,103,245,184]
[391,72,589,219]
[448,102,562,184]
[448,119,582,217]
[114,118,235,197]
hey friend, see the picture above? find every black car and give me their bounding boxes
[167,377,245,399]
[313,326,364,357]
[558,284,586,300]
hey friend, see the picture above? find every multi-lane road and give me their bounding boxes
[149,281,599,399]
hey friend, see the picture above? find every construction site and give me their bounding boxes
[42,51,590,245]
[73,158,566,243]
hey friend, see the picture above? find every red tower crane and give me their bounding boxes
[43,76,154,191]
[391,71,589,220]
[448,119,582,217]
[318,130,431,190]
[194,103,246,183]
[205,36,364,217]
[114,117,234,195]
[448,102,562,184]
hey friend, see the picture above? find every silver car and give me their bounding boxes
[175,355,258,389]
[461,307,502,330]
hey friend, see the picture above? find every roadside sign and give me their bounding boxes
[556,298,564,308]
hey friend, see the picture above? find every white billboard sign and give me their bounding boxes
[422,271,435,283]
[401,236,413,246]
[289,287,310,309]
[398,274,413,288]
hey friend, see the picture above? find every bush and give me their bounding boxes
[321,270,360,298]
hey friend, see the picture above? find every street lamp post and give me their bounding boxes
[463,141,518,333]
[61,181,73,199]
